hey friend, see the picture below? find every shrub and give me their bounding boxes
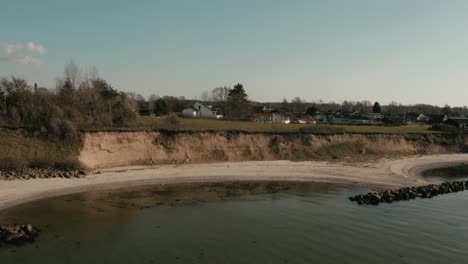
[431,124,458,133]
[163,115,181,130]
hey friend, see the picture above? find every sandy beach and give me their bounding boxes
[0,154,467,211]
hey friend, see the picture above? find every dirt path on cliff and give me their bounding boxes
[1,154,468,211]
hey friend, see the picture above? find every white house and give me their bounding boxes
[272,113,290,124]
[193,102,215,118]
[182,108,197,118]
[182,102,222,119]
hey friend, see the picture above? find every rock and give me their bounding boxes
[0,168,87,181]
[0,224,40,245]
[349,180,468,206]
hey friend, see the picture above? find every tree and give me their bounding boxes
[372,102,382,113]
[209,86,230,115]
[291,97,304,113]
[148,94,159,115]
[64,60,81,89]
[360,100,372,113]
[281,99,289,111]
[199,90,210,101]
[154,98,169,115]
[210,86,230,102]
[305,106,318,116]
[387,101,401,115]
[226,83,250,120]
[442,104,451,115]
[93,78,119,126]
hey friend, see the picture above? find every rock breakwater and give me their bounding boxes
[349,181,468,205]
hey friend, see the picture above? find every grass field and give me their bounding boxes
[121,116,438,134]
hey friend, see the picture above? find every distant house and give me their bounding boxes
[365,113,384,121]
[444,116,468,129]
[182,108,197,118]
[181,102,222,119]
[273,113,290,124]
[252,107,290,124]
[416,114,429,122]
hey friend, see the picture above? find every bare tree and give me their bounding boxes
[200,90,210,101]
[210,86,230,102]
[64,60,81,88]
[148,94,159,115]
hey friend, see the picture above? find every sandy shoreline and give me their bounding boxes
[0,154,467,211]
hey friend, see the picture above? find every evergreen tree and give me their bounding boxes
[372,102,382,113]
[226,83,250,120]
[154,98,169,115]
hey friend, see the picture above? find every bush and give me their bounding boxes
[163,115,181,130]
[431,124,458,133]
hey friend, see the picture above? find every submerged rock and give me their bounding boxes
[0,224,40,246]
[349,180,468,206]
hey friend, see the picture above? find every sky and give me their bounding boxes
[1,0,468,106]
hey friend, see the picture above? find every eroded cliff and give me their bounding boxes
[79,131,462,169]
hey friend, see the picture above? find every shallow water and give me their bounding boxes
[1,181,468,263]
[423,164,468,182]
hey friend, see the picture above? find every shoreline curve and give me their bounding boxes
[0,154,467,212]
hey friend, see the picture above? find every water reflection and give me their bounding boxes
[423,164,468,182]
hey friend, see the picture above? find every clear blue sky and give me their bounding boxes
[1,0,468,106]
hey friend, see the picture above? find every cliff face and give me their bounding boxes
[78,131,462,169]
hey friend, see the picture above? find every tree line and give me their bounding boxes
[256,98,467,117]
[0,62,138,141]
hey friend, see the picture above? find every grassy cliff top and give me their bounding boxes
[89,116,438,135]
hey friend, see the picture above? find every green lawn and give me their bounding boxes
[124,116,437,134]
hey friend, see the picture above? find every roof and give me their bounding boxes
[448,117,468,124]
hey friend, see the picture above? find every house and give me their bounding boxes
[253,112,273,123]
[252,112,290,124]
[252,107,290,124]
[272,113,290,124]
[182,108,197,118]
[365,113,384,121]
[444,116,468,129]
[181,102,222,119]
[416,114,429,122]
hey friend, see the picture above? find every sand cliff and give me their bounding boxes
[79,131,462,169]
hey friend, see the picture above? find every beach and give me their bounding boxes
[0,153,467,211]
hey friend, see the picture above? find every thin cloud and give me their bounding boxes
[0,42,47,66]
[26,42,47,55]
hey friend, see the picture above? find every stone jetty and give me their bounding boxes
[0,224,40,246]
[349,181,468,205]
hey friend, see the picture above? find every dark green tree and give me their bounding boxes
[154,98,169,115]
[93,78,119,126]
[442,104,451,115]
[372,102,382,113]
[226,83,250,120]
[305,106,318,116]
